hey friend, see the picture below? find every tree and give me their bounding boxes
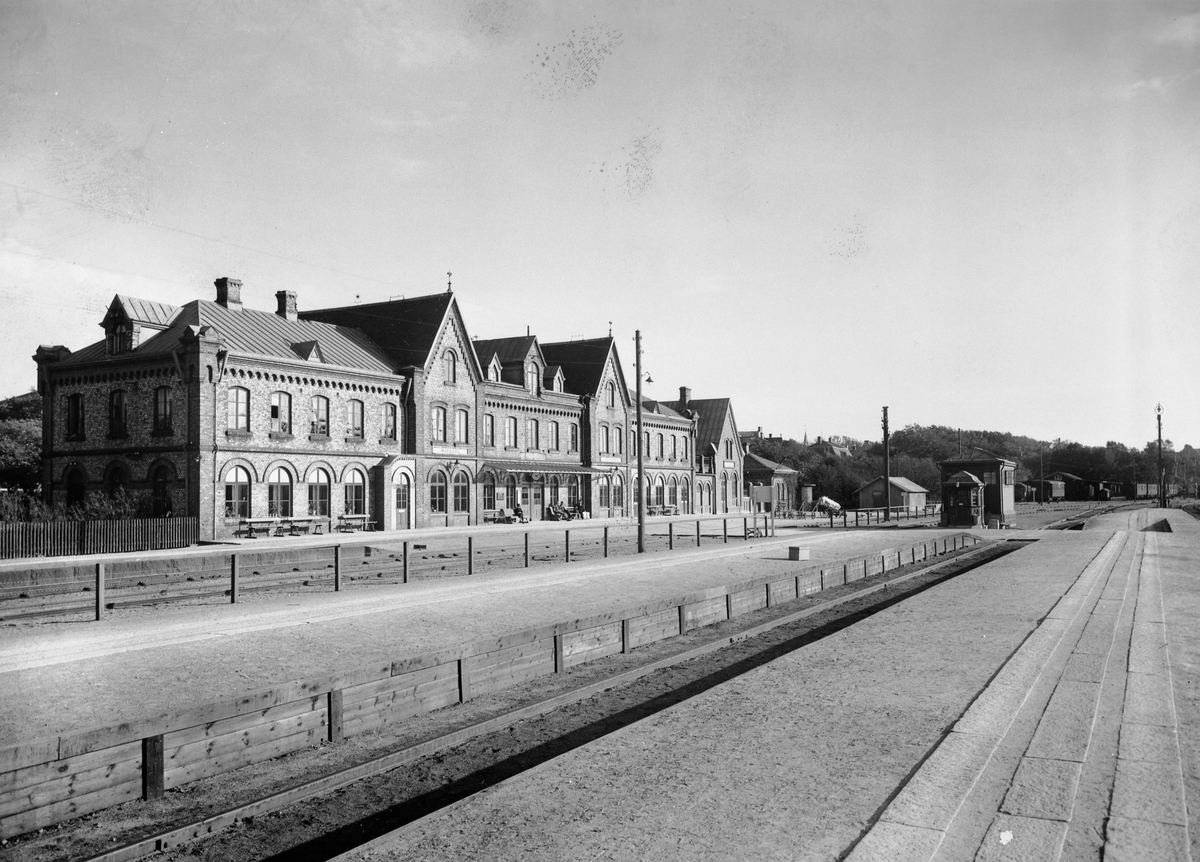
[0,418,41,492]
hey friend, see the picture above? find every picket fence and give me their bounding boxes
[0,518,198,559]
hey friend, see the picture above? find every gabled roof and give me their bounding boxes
[541,337,625,399]
[59,297,398,373]
[676,397,737,457]
[473,336,539,368]
[946,470,984,486]
[854,475,929,494]
[300,292,458,372]
[1049,471,1084,481]
[637,397,689,421]
[108,295,182,329]
[744,452,799,475]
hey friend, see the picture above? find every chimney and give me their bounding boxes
[679,386,691,409]
[275,290,298,321]
[215,277,242,310]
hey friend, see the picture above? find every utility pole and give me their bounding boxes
[635,330,645,553]
[1157,403,1165,508]
[882,406,890,522]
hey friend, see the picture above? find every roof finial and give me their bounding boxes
[447,271,452,293]
[608,320,612,337]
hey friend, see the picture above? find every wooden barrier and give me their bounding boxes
[0,518,198,559]
[0,533,985,839]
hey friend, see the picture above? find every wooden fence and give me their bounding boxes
[0,532,984,840]
[0,518,198,560]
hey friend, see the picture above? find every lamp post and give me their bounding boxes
[635,330,645,554]
[1156,404,1164,508]
[882,406,890,522]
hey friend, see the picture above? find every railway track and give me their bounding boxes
[46,539,1022,862]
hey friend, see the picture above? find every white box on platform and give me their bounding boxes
[789,547,810,561]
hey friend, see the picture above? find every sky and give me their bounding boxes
[1,0,1197,450]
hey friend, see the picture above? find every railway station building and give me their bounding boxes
[34,278,744,538]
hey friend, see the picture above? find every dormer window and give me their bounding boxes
[107,323,132,355]
[526,364,539,394]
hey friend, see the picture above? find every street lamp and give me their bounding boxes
[634,331,647,553]
[1156,404,1165,508]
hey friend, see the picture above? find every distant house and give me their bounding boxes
[1047,471,1095,501]
[854,476,928,510]
[938,456,1018,525]
[809,436,852,459]
[743,452,799,512]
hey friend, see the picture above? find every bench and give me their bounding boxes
[239,518,277,538]
[278,517,326,536]
[337,514,370,532]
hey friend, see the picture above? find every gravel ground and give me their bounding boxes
[0,538,1031,862]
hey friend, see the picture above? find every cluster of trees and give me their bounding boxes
[748,425,1199,507]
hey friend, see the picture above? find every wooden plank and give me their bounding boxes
[0,752,142,819]
[628,607,681,648]
[684,596,727,631]
[341,672,460,724]
[729,587,767,617]
[0,741,140,796]
[0,738,59,774]
[344,663,457,707]
[562,622,623,669]
[0,776,142,839]
[163,726,325,788]
[163,702,326,769]
[142,735,164,800]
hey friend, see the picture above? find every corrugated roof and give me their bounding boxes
[59,297,400,374]
[116,295,182,328]
[301,292,455,371]
[541,338,618,397]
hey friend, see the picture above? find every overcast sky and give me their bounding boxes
[2,1,1197,449]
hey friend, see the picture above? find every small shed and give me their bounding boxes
[942,470,985,527]
[743,452,799,512]
[938,456,1018,525]
[854,476,928,510]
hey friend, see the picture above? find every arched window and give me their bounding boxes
[431,471,448,514]
[66,467,86,508]
[615,427,623,455]
[153,387,173,434]
[656,433,664,459]
[432,406,447,442]
[310,395,329,435]
[108,390,128,437]
[654,476,666,507]
[444,349,457,384]
[549,421,559,451]
[505,416,518,448]
[569,423,579,452]
[671,435,678,460]
[612,474,624,509]
[383,403,397,440]
[347,400,364,438]
[307,467,330,516]
[453,471,470,513]
[483,474,496,510]
[721,473,729,513]
[600,424,610,454]
[681,478,690,514]
[344,468,366,515]
[270,392,291,434]
[268,467,293,517]
[568,475,580,508]
[484,414,495,447]
[66,393,85,437]
[505,475,518,510]
[633,477,641,507]
[526,364,539,394]
[224,466,251,517]
[527,418,539,450]
[733,472,739,509]
[454,409,468,443]
[106,463,128,497]
[682,437,688,461]
[668,476,678,507]
[228,387,250,431]
[606,381,616,408]
[598,476,610,508]
[549,476,560,505]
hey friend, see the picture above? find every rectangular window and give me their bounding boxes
[527,418,538,450]
[383,403,397,440]
[455,409,468,443]
[549,421,559,451]
[453,475,469,512]
[153,387,172,433]
[433,407,447,442]
[109,390,128,437]
[569,423,579,452]
[483,480,496,510]
[66,393,85,437]
[228,388,249,431]
[484,414,495,447]
[615,428,622,455]
[600,425,610,454]
[505,416,517,448]
[348,400,364,438]
[672,436,678,460]
[270,392,291,434]
[310,396,329,435]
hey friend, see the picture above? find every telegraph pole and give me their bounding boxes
[1157,404,1165,508]
[635,330,645,553]
[882,406,890,522]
